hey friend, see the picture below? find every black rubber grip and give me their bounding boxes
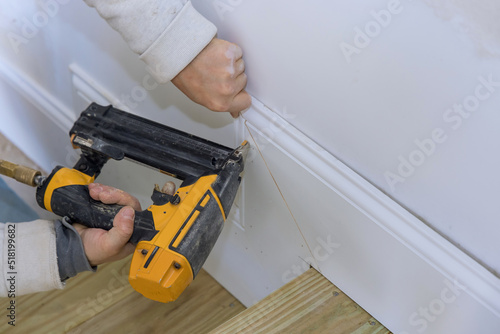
[50,185,158,244]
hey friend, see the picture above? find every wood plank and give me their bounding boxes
[0,255,135,333]
[210,268,391,334]
[0,255,245,333]
[68,268,245,334]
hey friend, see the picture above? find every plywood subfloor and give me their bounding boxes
[210,268,391,334]
[0,255,245,333]
[0,263,390,334]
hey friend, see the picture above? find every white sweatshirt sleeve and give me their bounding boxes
[0,220,64,297]
[83,0,217,82]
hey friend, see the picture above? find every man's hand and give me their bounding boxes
[74,182,175,266]
[172,38,252,118]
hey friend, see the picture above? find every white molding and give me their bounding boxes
[242,98,500,321]
[68,63,125,109]
[0,60,74,132]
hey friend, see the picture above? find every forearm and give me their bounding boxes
[0,220,63,297]
[0,219,95,297]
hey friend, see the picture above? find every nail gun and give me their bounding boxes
[0,103,248,303]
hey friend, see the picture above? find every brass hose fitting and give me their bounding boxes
[0,160,41,187]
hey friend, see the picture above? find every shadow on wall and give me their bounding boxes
[422,0,500,57]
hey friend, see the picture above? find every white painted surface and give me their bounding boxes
[192,0,500,277]
[0,1,499,333]
[239,100,500,333]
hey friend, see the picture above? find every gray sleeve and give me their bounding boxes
[55,218,96,282]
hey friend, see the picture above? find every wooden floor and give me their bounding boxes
[1,133,390,333]
[0,255,245,333]
[210,269,391,334]
[0,259,390,333]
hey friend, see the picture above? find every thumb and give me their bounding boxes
[106,206,135,251]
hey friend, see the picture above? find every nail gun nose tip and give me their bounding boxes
[239,141,250,161]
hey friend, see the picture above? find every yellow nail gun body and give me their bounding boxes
[2,103,248,303]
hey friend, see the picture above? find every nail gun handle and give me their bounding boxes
[38,183,158,244]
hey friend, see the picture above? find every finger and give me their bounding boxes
[229,90,252,117]
[226,43,243,61]
[103,206,135,254]
[93,186,141,210]
[233,58,245,77]
[72,222,87,234]
[88,183,141,211]
[234,72,248,94]
[161,181,176,195]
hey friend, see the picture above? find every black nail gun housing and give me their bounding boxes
[70,103,235,182]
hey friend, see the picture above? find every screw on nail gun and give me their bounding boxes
[0,103,249,303]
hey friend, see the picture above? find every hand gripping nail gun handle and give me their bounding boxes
[36,103,248,303]
[36,166,158,243]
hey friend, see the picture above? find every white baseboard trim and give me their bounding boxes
[241,98,500,333]
[0,60,74,132]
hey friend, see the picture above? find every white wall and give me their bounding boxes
[193,0,500,277]
[1,1,500,333]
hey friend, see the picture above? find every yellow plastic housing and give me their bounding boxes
[128,174,223,303]
[43,168,94,212]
